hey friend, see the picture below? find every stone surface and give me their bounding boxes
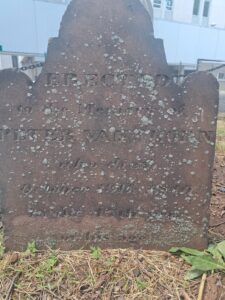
[0,0,219,251]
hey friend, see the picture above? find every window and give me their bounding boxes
[193,0,200,15]
[12,56,18,68]
[166,0,173,10]
[218,73,225,81]
[203,1,210,17]
[153,0,162,8]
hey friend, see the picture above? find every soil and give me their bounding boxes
[204,155,225,300]
[210,155,225,241]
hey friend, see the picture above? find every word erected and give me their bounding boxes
[46,73,171,88]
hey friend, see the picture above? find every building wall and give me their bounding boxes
[154,19,225,65]
[172,0,194,23]
[0,55,13,70]
[210,0,225,28]
[0,0,225,66]
[151,0,225,28]
[0,0,66,53]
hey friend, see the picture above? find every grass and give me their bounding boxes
[0,246,198,299]
[216,114,225,154]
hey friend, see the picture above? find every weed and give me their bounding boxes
[35,253,58,279]
[216,141,225,154]
[136,278,147,291]
[90,246,101,260]
[0,233,5,257]
[26,241,37,255]
[106,256,116,266]
[170,241,225,280]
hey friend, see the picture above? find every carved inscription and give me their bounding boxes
[21,182,193,201]
[26,205,193,219]
[21,182,135,195]
[0,127,215,144]
[78,103,156,116]
[47,73,171,88]
[58,158,155,171]
[34,216,198,248]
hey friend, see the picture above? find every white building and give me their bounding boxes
[149,0,225,76]
[150,0,225,110]
[151,0,225,28]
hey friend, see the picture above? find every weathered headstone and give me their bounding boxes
[0,0,219,251]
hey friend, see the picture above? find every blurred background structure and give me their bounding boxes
[0,0,225,110]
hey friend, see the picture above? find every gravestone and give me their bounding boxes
[0,0,219,251]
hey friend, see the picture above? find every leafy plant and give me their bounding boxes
[0,232,5,257]
[106,256,116,266]
[90,246,102,260]
[26,241,38,255]
[0,243,5,257]
[36,254,58,279]
[170,241,225,280]
[136,278,147,291]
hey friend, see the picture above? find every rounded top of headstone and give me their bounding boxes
[59,0,154,40]
[41,0,168,85]
[139,0,153,18]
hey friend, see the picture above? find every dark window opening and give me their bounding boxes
[203,1,210,17]
[193,0,200,15]
[166,0,173,10]
[218,73,225,80]
[153,0,162,8]
[12,56,18,68]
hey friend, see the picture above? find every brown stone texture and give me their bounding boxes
[0,0,219,251]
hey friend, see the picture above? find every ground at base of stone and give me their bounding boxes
[210,155,225,241]
[0,249,224,300]
[0,248,199,300]
[0,156,224,300]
